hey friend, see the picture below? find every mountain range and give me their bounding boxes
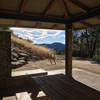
[39,42,65,52]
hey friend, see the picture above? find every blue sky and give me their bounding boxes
[10,27,65,44]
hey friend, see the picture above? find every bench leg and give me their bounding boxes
[30,87,40,100]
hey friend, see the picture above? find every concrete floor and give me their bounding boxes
[48,68,100,91]
[72,68,100,91]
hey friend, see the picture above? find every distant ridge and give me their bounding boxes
[40,42,65,52]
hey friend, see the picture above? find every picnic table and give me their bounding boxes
[32,74,100,100]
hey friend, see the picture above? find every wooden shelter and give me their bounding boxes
[0,0,100,75]
[0,0,100,99]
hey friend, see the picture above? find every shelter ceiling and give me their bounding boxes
[0,0,99,30]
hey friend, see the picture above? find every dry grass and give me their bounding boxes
[11,35,52,58]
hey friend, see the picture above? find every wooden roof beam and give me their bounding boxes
[33,22,41,28]
[0,9,17,14]
[0,6,99,24]
[50,23,58,29]
[43,0,55,16]
[18,0,27,14]
[15,20,21,26]
[16,0,27,26]
[69,0,90,12]
[74,11,93,27]
[97,16,100,19]
[80,21,92,27]
[58,0,71,18]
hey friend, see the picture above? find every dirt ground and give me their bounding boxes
[12,56,100,74]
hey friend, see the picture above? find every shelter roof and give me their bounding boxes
[0,0,100,30]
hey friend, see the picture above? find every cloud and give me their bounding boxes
[53,31,63,37]
[39,30,48,40]
[10,27,65,44]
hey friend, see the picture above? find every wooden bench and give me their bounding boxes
[32,74,100,100]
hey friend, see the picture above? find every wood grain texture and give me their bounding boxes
[33,74,100,100]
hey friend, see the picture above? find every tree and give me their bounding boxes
[73,25,100,60]
[86,26,100,58]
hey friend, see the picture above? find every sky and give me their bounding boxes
[10,27,65,44]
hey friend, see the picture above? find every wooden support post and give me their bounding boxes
[0,30,11,87]
[65,24,72,76]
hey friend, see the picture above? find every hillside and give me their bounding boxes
[11,34,52,69]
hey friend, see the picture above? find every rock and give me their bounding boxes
[11,36,42,68]
[19,53,28,57]
[12,52,19,58]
